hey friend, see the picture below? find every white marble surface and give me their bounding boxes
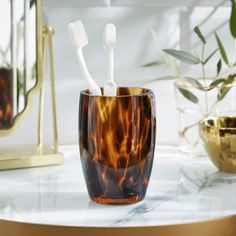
[0,145,236,227]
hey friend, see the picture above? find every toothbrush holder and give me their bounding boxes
[79,87,156,204]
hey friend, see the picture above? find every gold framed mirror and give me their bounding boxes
[0,0,42,134]
[0,0,63,170]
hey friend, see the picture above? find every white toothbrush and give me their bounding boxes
[68,20,102,96]
[103,23,117,96]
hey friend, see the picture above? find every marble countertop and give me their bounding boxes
[0,145,235,227]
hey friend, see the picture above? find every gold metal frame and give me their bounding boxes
[0,0,43,136]
[0,0,64,170]
[0,215,236,236]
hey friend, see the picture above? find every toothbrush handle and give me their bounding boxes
[108,49,114,82]
[76,49,101,95]
[76,48,93,82]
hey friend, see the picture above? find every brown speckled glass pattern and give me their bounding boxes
[0,67,13,129]
[79,87,156,204]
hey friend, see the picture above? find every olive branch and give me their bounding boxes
[144,1,236,145]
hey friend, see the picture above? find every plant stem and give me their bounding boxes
[201,44,209,114]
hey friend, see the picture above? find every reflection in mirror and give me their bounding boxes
[0,0,36,130]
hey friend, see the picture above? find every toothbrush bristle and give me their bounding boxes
[104,23,116,48]
[68,20,88,49]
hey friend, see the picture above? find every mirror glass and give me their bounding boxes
[0,0,36,130]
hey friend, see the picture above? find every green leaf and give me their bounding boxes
[163,49,200,65]
[182,77,202,87]
[143,60,165,67]
[149,76,176,83]
[215,32,229,65]
[209,78,225,90]
[217,59,222,75]
[203,49,218,65]
[182,77,207,91]
[230,0,236,38]
[218,86,231,101]
[177,86,199,103]
[217,75,235,101]
[194,26,206,44]
[30,0,35,8]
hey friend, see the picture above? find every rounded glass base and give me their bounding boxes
[90,195,144,205]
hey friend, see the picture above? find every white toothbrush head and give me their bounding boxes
[68,20,88,49]
[68,20,102,96]
[104,23,116,49]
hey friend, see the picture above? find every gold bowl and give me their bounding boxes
[199,116,236,173]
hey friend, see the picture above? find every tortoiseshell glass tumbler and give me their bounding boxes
[79,87,156,204]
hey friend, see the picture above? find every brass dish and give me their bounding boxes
[199,116,236,173]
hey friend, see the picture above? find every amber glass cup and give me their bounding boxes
[79,87,156,204]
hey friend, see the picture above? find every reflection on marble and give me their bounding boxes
[0,145,236,226]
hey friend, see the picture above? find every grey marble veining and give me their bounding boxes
[0,145,235,226]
